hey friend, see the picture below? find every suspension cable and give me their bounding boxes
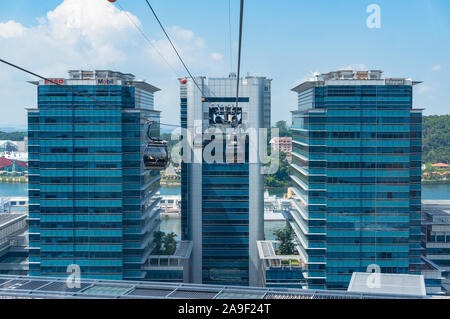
[116,0,181,77]
[144,0,205,97]
[0,58,115,108]
[235,0,244,109]
[228,0,233,74]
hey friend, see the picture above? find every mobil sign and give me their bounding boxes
[97,78,116,85]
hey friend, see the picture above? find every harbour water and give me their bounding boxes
[422,183,450,200]
[1,183,448,240]
[0,183,27,197]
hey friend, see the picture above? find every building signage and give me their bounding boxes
[44,79,65,85]
[385,78,405,86]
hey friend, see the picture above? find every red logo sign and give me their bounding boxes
[44,79,65,85]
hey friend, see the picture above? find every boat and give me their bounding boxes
[264,191,288,221]
[158,191,290,221]
[159,195,181,219]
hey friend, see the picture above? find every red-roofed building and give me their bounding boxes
[432,163,449,168]
[0,157,28,172]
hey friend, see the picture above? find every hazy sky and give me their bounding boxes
[0,0,449,130]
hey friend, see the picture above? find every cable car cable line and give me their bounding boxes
[0,57,174,169]
[235,0,244,110]
[228,0,233,73]
[0,58,182,128]
[116,0,181,77]
[0,58,116,109]
[143,0,205,97]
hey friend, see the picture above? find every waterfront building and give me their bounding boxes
[0,213,28,276]
[348,272,426,297]
[0,141,19,152]
[289,70,423,289]
[422,200,450,295]
[0,157,28,173]
[0,197,27,214]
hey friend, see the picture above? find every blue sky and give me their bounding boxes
[0,0,449,129]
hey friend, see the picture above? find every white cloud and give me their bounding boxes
[45,0,139,45]
[432,65,442,71]
[0,0,141,70]
[0,0,226,127]
[0,20,27,38]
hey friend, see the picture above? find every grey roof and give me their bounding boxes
[291,81,318,93]
[348,273,426,297]
[423,200,450,214]
[0,214,27,227]
[132,81,161,93]
[422,200,450,224]
[257,241,303,262]
[0,275,428,299]
[148,241,193,259]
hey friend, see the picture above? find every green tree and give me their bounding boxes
[164,232,178,255]
[151,231,178,255]
[274,121,291,138]
[274,224,296,255]
[264,150,290,188]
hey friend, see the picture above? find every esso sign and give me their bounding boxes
[44,79,65,85]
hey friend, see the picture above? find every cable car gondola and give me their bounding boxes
[143,122,169,170]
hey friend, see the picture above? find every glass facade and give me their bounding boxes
[180,76,270,286]
[201,162,250,285]
[290,73,422,289]
[28,72,162,280]
[265,267,305,289]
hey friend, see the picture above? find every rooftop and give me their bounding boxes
[422,200,450,224]
[0,275,429,299]
[29,70,160,93]
[68,70,135,81]
[292,69,421,93]
[0,157,28,170]
[348,272,426,297]
[432,163,449,168]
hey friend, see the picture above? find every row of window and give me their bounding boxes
[305,117,416,124]
[325,192,412,199]
[31,132,140,139]
[32,147,126,154]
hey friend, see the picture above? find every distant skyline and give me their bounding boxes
[0,0,449,129]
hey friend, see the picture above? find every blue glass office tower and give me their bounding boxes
[27,70,162,280]
[290,70,422,289]
[180,74,271,286]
